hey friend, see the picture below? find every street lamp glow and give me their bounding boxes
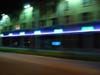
[0,14,11,26]
[0,34,4,37]
[19,4,33,24]
[1,14,9,20]
[23,4,33,13]
[24,4,31,9]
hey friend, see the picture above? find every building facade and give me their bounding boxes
[0,0,100,50]
[1,0,100,32]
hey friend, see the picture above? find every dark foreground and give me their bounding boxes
[0,52,100,75]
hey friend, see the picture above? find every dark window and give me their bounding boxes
[22,23,26,29]
[9,26,13,31]
[46,2,57,13]
[32,21,35,28]
[39,20,45,27]
[98,11,100,19]
[65,15,70,23]
[52,18,58,25]
[82,0,92,6]
[81,12,92,21]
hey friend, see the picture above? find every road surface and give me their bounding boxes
[0,52,100,75]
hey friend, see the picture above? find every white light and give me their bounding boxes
[0,34,4,37]
[24,4,31,9]
[34,30,41,35]
[54,29,63,33]
[8,33,13,36]
[19,32,25,35]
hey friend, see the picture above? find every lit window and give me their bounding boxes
[15,25,20,30]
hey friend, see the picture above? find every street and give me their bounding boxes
[0,52,100,75]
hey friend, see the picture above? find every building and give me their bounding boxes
[0,0,100,50]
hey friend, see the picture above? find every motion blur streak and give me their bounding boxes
[0,52,100,75]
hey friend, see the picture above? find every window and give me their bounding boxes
[52,18,58,25]
[98,11,100,19]
[46,2,57,13]
[21,23,26,29]
[32,21,35,28]
[15,25,20,30]
[82,0,92,6]
[39,20,45,27]
[64,1,69,11]
[9,25,13,31]
[3,27,8,32]
[65,15,70,24]
[57,1,69,14]
[81,12,92,21]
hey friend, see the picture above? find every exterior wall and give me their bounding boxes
[1,0,100,33]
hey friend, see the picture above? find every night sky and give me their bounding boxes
[0,0,40,15]
[0,0,56,16]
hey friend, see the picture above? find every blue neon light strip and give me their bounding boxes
[1,29,100,37]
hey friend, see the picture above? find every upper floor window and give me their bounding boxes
[98,11,100,19]
[32,21,35,28]
[15,25,20,30]
[65,15,70,24]
[82,0,92,7]
[63,1,69,11]
[46,2,57,13]
[81,12,92,21]
[21,23,26,29]
[9,25,13,31]
[52,18,58,25]
[39,20,46,27]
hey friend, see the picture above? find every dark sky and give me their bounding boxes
[0,0,56,15]
[0,0,34,14]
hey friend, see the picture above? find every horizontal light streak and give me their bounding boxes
[1,29,100,37]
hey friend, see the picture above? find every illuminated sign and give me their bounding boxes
[34,30,41,35]
[81,26,94,31]
[51,41,61,46]
[8,33,13,36]
[19,32,25,35]
[53,29,63,33]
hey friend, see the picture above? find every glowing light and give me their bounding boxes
[19,32,25,35]
[15,25,20,30]
[8,33,13,36]
[52,41,61,46]
[81,26,94,31]
[24,4,31,9]
[1,28,100,37]
[53,29,63,33]
[34,30,41,35]
[0,34,4,37]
